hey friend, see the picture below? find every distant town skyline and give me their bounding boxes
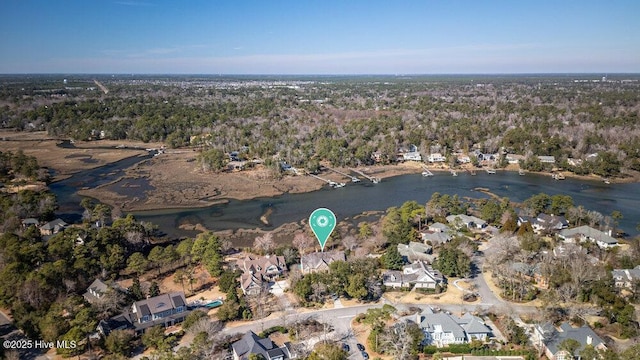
[1,0,639,74]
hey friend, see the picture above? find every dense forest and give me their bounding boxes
[1,74,639,177]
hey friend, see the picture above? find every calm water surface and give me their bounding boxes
[126,171,640,239]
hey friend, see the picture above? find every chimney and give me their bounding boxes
[587,335,592,345]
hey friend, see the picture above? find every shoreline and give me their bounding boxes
[75,158,640,213]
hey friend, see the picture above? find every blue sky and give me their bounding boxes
[1,0,639,74]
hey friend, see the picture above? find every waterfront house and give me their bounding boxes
[446,214,487,229]
[232,330,296,360]
[428,153,446,163]
[237,254,287,294]
[237,254,287,281]
[300,250,345,274]
[538,155,556,164]
[519,213,568,234]
[558,225,618,249]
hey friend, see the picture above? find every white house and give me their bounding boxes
[412,311,492,347]
[558,225,618,249]
[383,261,444,290]
[428,153,446,162]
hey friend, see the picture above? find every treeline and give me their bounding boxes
[2,77,639,177]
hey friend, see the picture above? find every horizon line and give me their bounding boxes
[1,72,639,77]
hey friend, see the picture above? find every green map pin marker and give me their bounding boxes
[309,208,336,252]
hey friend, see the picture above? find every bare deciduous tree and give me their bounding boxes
[253,232,275,254]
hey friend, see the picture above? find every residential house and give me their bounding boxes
[39,218,67,236]
[538,155,556,164]
[97,312,133,337]
[130,292,189,332]
[83,278,109,303]
[428,153,446,163]
[383,260,444,290]
[456,155,471,164]
[232,330,296,360]
[558,225,618,249]
[21,218,39,228]
[97,292,189,336]
[236,254,287,294]
[397,242,434,263]
[612,265,640,289]
[429,222,451,233]
[400,145,422,161]
[411,311,492,347]
[421,231,453,245]
[446,214,487,229]
[505,154,526,164]
[519,213,568,234]
[533,322,606,360]
[300,250,345,274]
[240,273,265,296]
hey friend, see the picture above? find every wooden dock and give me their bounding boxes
[325,166,360,182]
[349,168,379,183]
[307,173,345,188]
[421,165,434,177]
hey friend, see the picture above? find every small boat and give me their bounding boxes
[518,169,525,176]
[486,169,496,174]
[422,171,434,177]
[552,173,565,180]
[604,179,611,184]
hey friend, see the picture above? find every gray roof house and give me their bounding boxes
[558,225,618,249]
[612,265,640,289]
[232,330,295,360]
[97,311,133,337]
[83,278,110,303]
[237,254,288,294]
[421,231,453,245]
[300,250,345,274]
[533,322,606,360]
[530,213,569,233]
[130,292,189,332]
[446,214,487,229]
[411,311,492,347]
[429,222,451,233]
[397,242,434,263]
[21,218,39,228]
[39,218,67,235]
[383,260,444,290]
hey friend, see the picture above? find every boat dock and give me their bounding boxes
[450,169,458,176]
[325,166,360,182]
[421,165,434,177]
[307,173,345,188]
[349,168,379,183]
